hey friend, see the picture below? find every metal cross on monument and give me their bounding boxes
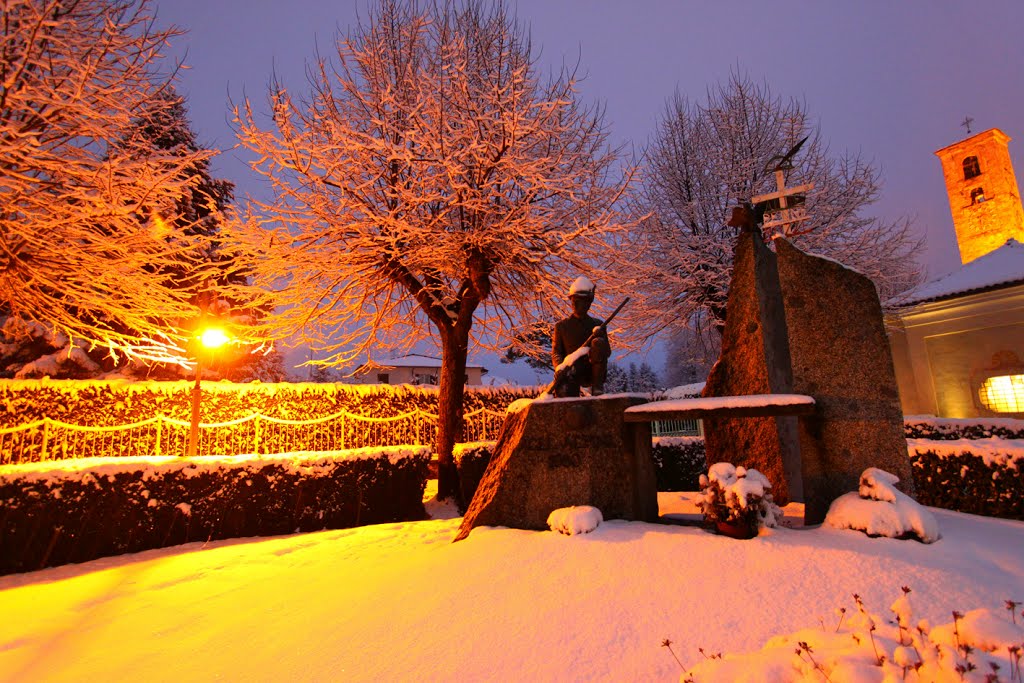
[751,137,815,235]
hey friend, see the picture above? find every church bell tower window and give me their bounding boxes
[963,156,981,180]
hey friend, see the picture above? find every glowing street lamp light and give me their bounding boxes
[188,325,229,458]
[200,327,230,349]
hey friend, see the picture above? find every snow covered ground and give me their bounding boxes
[0,489,1021,682]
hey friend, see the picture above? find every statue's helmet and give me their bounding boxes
[568,276,596,299]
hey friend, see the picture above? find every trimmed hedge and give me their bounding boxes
[651,437,706,491]
[907,439,1024,521]
[0,378,538,428]
[0,447,430,575]
[454,442,496,513]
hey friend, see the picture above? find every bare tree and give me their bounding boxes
[625,72,922,345]
[227,0,633,499]
[662,323,718,388]
[0,0,219,364]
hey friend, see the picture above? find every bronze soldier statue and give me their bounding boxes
[551,276,612,397]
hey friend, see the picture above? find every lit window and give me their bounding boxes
[970,187,986,204]
[978,374,1024,413]
[963,156,981,180]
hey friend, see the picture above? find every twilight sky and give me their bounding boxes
[154,0,1024,376]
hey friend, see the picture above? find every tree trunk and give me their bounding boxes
[436,321,471,503]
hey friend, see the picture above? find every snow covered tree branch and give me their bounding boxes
[0,0,224,364]
[622,72,923,346]
[225,0,635,499]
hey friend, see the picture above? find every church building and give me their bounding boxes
[889,127,1024,418]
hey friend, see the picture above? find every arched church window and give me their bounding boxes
[979,374,1024,413]
[970,187,986,204]
[963,156,981,180]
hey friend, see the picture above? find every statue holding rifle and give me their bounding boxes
[550,277,627,398]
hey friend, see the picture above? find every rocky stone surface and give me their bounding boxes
[454,395,658,542]
[775,238,913,525]
[702,230,801,504]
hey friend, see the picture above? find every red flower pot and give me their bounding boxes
[715,519,757,540]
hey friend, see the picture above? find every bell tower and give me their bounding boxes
[935,128,1024,265]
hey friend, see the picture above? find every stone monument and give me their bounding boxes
[701,228,801,504]
[454,395,658,542]
[775,238,912,524]
[701,231,913,526]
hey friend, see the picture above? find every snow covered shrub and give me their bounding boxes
[547,506,603,535]
[682,588,1024,682]
[0,447,430,575]
[825,467,941,543]
[696,463,782,538]
[651,437,706,491]
[454,441,496,513]
[908,441,1024,522]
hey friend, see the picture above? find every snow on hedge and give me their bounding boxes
[652,435,703,448]
[907,437,1024,469]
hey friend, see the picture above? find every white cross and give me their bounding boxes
[752,170,814,235]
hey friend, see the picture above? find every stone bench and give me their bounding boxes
[623,394,816,423]
[625,394,816,517]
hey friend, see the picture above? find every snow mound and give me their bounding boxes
[547,506,602,535]
[930,608,1024,653]
[858,466,900,502]
[684,592,1023,682]
[825,468,940,543]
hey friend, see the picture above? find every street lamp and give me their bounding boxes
[187,325,229,457]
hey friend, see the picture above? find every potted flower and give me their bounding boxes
[696,463,783,539]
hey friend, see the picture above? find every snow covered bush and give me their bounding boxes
[547,506,603,535]
[681,588,1024,682]
[826,467,940,543]
[0,447,430,574]
[696,463,782,538]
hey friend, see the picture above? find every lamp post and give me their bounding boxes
[187,326,229,457]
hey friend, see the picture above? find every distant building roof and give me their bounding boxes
[366,354,486,370]
[900,239,1024,306]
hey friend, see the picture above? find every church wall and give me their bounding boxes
[887,321,925,415]
[897,285,1024,418]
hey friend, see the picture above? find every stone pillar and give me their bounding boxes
[702,230,802,504]
[775,238,913,525]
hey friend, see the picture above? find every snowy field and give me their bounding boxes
[0,490,1021,682]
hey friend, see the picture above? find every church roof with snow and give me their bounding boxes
[900,238,1024,306]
